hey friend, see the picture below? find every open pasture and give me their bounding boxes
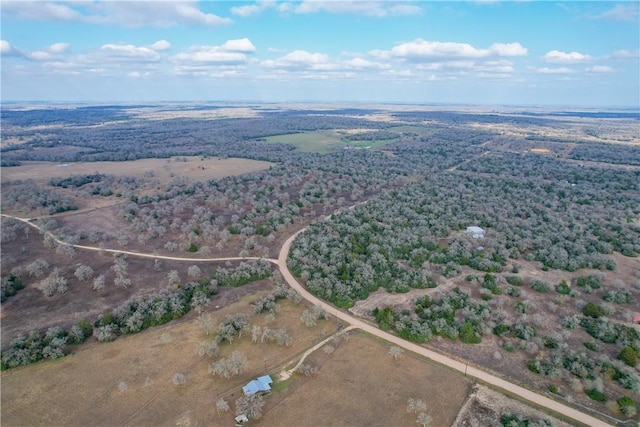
[1,156,273,185]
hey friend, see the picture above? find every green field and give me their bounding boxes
[263,130,396,153]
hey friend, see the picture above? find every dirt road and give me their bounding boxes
[277,231,613,427]
[0,212,614,426]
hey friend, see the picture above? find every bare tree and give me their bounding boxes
[74,265,94,282]
[37,268,68,297]
[167,270,180,286]
[187,265,202,279]
[198,314,216,336]
[216,398,230,416]
[27,259,49,278]
[389,345,404,361]
[301,309,317,327]
[235,394,264,420]
[195,341,219,357]
[93,274,106,290]
[416,412,432,427]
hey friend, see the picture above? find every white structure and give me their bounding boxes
[466,226,485,239]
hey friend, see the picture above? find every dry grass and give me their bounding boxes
[1,156,273,185]
[260,331,472,427]
[0,293,340,427]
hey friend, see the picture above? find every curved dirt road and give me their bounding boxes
[278,231,613,427]
[1,213,614,426]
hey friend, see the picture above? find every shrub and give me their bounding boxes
[575,275,601,289]
[617,396,637,417]
[583,341,599,351]
[582,302,604,318]
[585,389,606,402]
[618,346,638,367]
[506,276,524,286]
[543,336,558,349]
[549,385,559,394]
[555,280,571,295]
[506,287,521,297]
[530,280,549,293]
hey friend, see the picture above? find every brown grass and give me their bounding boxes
[1,156,273,185]
[260,331,472,427]
[0,293,340,427]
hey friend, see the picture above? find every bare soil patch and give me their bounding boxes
[259,331,472,427]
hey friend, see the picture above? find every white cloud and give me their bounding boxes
[170,39,256,74]
[262,50,331,69]
[101,43,162,62]
[537,67,574,74]
[149,40,171,51]
[586,65,615,73]
[1,40,20,56]
[173,49,248,65]
[2,1,233,27]
[1,1,82,21]
[231,0,277,17]
[596,4,639,22]
[27,42,70,61]
[379,39,527,62]
[608,49,640,60]
[221,38,257,53]
[344,57,389,70]
[543,50,591,64]
[490,42,527,57]
[293,1,422,17]
[390,39,491,60]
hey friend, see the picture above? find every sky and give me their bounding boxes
[1,1,639,106]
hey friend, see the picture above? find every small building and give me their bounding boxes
[242,375,273,396]
[633,315,640,324]
[466,226,485,239]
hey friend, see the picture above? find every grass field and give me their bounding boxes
[260,331,472,427]
[263,131,396,153]
[0,292,340,427]
[1,156,274,185]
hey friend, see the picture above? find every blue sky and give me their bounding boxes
[1,1,639,106]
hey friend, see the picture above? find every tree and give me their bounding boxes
[93,274,106,290]
[235,394,264,420]
[416,412,432,427]
[407,398,427,414]
[187,265,202,279]
[216,398,230,416]
[196,341,218,357]
[74,265,94,282]
[389,345,404,361]
[167,270,180,286]
[37,268,68,297]
[301,309,317,327]
[27,259,49,278]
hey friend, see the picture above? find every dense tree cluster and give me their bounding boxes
[568,142,640,166]
[1,321,93,370]
[2,180,78,215]
[289,154,638,307]
[211,260,272,287]
[49,173,105,188]
[374,288,490,344]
